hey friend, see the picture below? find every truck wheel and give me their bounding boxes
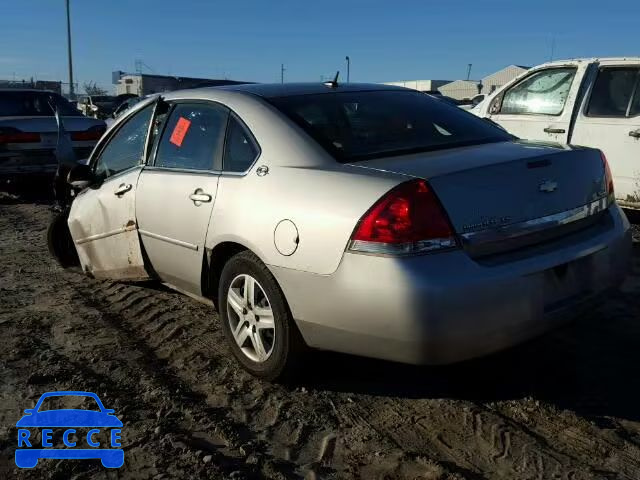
[219,251,304,381]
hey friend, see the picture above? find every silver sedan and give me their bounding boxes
[49,83,632,380]
[0,89,105,180]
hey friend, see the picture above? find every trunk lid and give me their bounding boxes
[0,116,104,133]
[349,141,608,254]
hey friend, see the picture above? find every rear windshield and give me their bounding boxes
[269,90,512,162]
[0,91,82,117]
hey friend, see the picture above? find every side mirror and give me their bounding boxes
[489,93,503,114]
[24,409,34,415]
[90,105,99,112]
[67,163,94,189]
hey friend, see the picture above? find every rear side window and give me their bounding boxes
[269,90,510,162]
[155,103,228,171]
[499,67,576,115]
[94,102,154,180]
[0,91,81,117]
[223,116,259,172]
[586,67,640,117]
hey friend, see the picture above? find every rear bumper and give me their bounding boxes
[269,205,632,365]
[0,145,94,178]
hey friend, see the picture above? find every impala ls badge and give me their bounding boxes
[539,180,558,193]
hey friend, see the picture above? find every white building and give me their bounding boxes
[481,65,529,95]
[381,65,530,101]
[382,80,452,92]
[438,80,482,100]
[113,72,250,96]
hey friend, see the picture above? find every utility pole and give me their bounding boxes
[466,63,472,81]
[65,0,75,98]
[281,64,285,84]
[345,56,350,83]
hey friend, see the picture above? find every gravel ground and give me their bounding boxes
[0,195,639,480]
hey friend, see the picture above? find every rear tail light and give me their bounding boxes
[348,179,457,255]
[0,127,41,144]
[601,150,614,203]
[70,125,106,141]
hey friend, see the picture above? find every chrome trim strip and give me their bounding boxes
[75,224,135,245]
[143,166,221,175]
[138,229,199,251]
[461,197,609,245]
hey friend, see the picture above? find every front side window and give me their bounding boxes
[500,68,576,115]
[269,90,511,162]
[155,103,228,171]
[587,67,639,117]
[223,116,259,172]
[94,102,154,180]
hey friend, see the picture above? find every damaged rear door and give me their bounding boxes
[67,99,157,280]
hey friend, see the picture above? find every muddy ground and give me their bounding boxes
[0,193,639,480]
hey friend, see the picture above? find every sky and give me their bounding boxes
[1,0,639,93]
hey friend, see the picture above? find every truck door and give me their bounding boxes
[486,63,588,144]
[570,62,640,209]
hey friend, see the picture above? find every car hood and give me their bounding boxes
[16,409,123,427]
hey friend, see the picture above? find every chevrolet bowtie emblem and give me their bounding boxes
[539,180,558,193]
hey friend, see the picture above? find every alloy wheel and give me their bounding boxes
[226,274,276,363]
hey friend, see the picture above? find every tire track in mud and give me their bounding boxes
[2,200,640,479]
[83,279,349,478]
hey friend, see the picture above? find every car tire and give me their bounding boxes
[47,208,80,269]
[219,251,304,381]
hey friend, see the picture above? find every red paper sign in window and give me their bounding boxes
[169,117,191,147]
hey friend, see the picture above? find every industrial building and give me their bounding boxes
[481,65,529,95]
[381,79,451,92]
[382,64,530,101]
[438,80,482,100]
[112,72,250,96]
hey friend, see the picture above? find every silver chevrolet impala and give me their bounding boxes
[48,83,632,380]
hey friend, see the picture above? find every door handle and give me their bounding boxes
[189,190,212,205]
[114,183,132,196]
[544,127,566,134]
[629,130,640,138]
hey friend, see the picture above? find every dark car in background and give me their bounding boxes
[0,89,105,183]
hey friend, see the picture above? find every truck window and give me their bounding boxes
[631,87,640,117]
[586,67,640,117]
[499,67,576,116]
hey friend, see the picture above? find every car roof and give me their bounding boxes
[37,391,101,399]
[212,82,408,98]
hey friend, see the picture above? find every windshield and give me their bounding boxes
[38,395,101,412]
[269,90,511,162]
[0,91,83,117]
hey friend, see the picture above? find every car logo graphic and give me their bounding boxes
[15,391,123,469]
[539,180,558,193]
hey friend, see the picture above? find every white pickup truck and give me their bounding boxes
[474,57,640,210]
